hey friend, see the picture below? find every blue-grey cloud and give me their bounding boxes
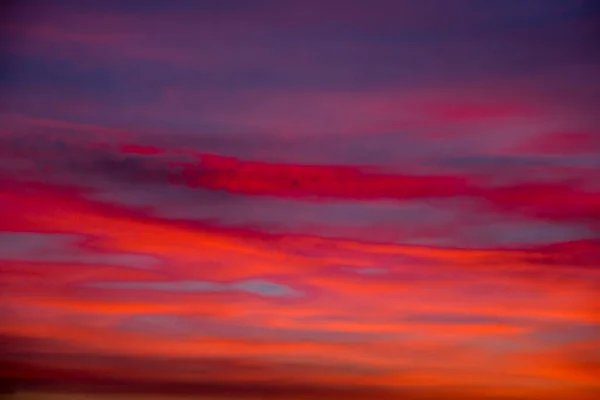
[86,278,298,297]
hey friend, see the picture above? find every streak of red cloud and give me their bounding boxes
[514,131,600,155]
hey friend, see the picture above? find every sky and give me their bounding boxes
[0,1,599,399]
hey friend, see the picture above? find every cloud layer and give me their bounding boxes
[1,1,599,399]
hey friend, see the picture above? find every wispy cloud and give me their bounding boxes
[87,278,297,297]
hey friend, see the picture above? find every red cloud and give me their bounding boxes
[515,131,600,155]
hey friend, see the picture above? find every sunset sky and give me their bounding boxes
[0,1,599,399]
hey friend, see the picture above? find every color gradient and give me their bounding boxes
[1,1,599,399]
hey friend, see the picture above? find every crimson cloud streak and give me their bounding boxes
[1,1,600,399]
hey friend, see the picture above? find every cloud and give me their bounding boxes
[53,139,600,244]
[0,232,159,269]
[1,1,600,398]
[86,278,298,298]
